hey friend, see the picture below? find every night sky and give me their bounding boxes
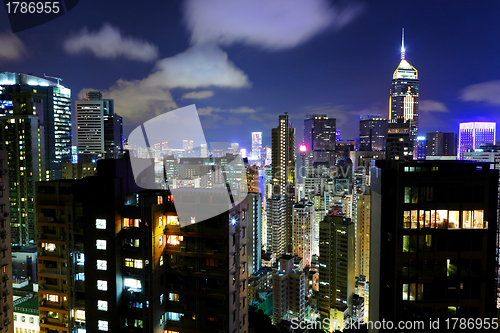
[1,0,500,150]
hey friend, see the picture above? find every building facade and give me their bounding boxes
[359,115,387,152]
[458,122,496,159]
[304,115,336,166]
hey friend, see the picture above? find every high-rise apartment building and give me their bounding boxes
[458,122,496,159]
[36,157,249,333]
[318,205,355,324]
[272,114,295,252]
[359,115,387,152]
[272,255,305,325]
[76,91,123,159]
[0,91,44,245]
[0,151,13,333]
[304,115,336,166]
[426,132,457,157]
[355,191,370,281]
[267,196,286,257]
[292,199,314,267]
[370,160,498,330]
[0,72,71,180]
[251,132,262,158]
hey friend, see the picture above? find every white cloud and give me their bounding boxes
[419,100,448,112]
[460,80,500,105]
[64,23,159,62]
[181,90,215,99]
[147,45,250,89]
[184,0,362,50]
[198,106,257,116]
[0,32,26,61]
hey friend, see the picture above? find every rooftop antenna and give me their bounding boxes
[401,28,405,60]
[43,73,63,86]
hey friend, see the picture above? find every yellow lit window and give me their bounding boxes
[166,216,179,226]
[123,218,140,228]
[167,235,183,246]
[157,196,163,205]
[125,258,134,267]
[46,294,59,302]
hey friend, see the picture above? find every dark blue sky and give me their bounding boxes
[1,0,500,150]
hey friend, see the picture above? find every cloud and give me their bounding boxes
[64,23,159,62]
[460,80,500,105]
[147,45,250,89]
[0,32,26,61]
[419,100,448,112]
[198,106,257,116]
[184,0,362,50]
[181,90,215,99]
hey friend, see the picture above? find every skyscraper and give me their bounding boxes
[0,91,44,245]
[426,132,457,157]
[389,30,419,139]
[304,114,336,166]
[458,122,496,159]
[76,91,123,159]
[370,160,498,329]
[292,199,314,267]
[359,114,387,151]
[0,151,13,333]
[385,118,413,161]
[251,132,262,159]
[0,72,71,180]
[272,114,295,251]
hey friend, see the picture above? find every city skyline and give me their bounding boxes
[0,1,500,149]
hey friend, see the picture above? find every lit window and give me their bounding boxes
[76,273,85,281]
[167,312,183,321]
[166,216,179,226]
[75,310,85,321]
[167,235,183,246]
[96,240,106,250]
[97,280,108,291]
[159,236,163,246]
[97,300,108,311]
[125,258,134,267]
[168,293,180,302]
[159,216,164,227]
[98,320,109,331]
[96,219,106,229]
[160,255,164,266]
[134,260,143,269]
[123,218,140,228]
[124,278,142,289]
[44,243,56,251]
[157,196,163,205]
[97,260,107,271]
[160,294,164,304]
[46,294,59,302]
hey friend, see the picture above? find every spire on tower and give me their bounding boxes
[401,28,405,60]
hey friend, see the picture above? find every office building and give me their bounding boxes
[359,115,387,152]
[0,151,13,332]
[61,154,98,180]
[389,30,419,139]
[76,91,123,159]
[318,205,355,324]
[426,132,456,157]
[251,132,262,160]
[272,255,306,325]
[458,122,496,159]
[11,247,37,282]
[0,72,71,180]
[370,160,498,330]
[304,115,336,166]
[292,200,314,267]
[385,118,413,161]
[0,91,44,245]
[13,290,39,333]
[272,114,296,251]
[415,136,426,160]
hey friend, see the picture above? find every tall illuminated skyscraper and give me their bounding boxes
[272,114,295,251]
[458,122,496,159]
[0,72,72,180]
[389,30,419,139]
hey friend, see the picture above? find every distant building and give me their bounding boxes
[272,255,306,325]
[292,199,314,267]
[415,136,426,160]
[386,118,413,161]
[318,205,355,324]
[426,132,456,157]
[11,247,37,282]
[359,115,387,151]
[76,91,123,159]
[304,115,336,166]
[458,122,496,159]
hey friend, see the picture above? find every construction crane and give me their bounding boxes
[43,73,63,85]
